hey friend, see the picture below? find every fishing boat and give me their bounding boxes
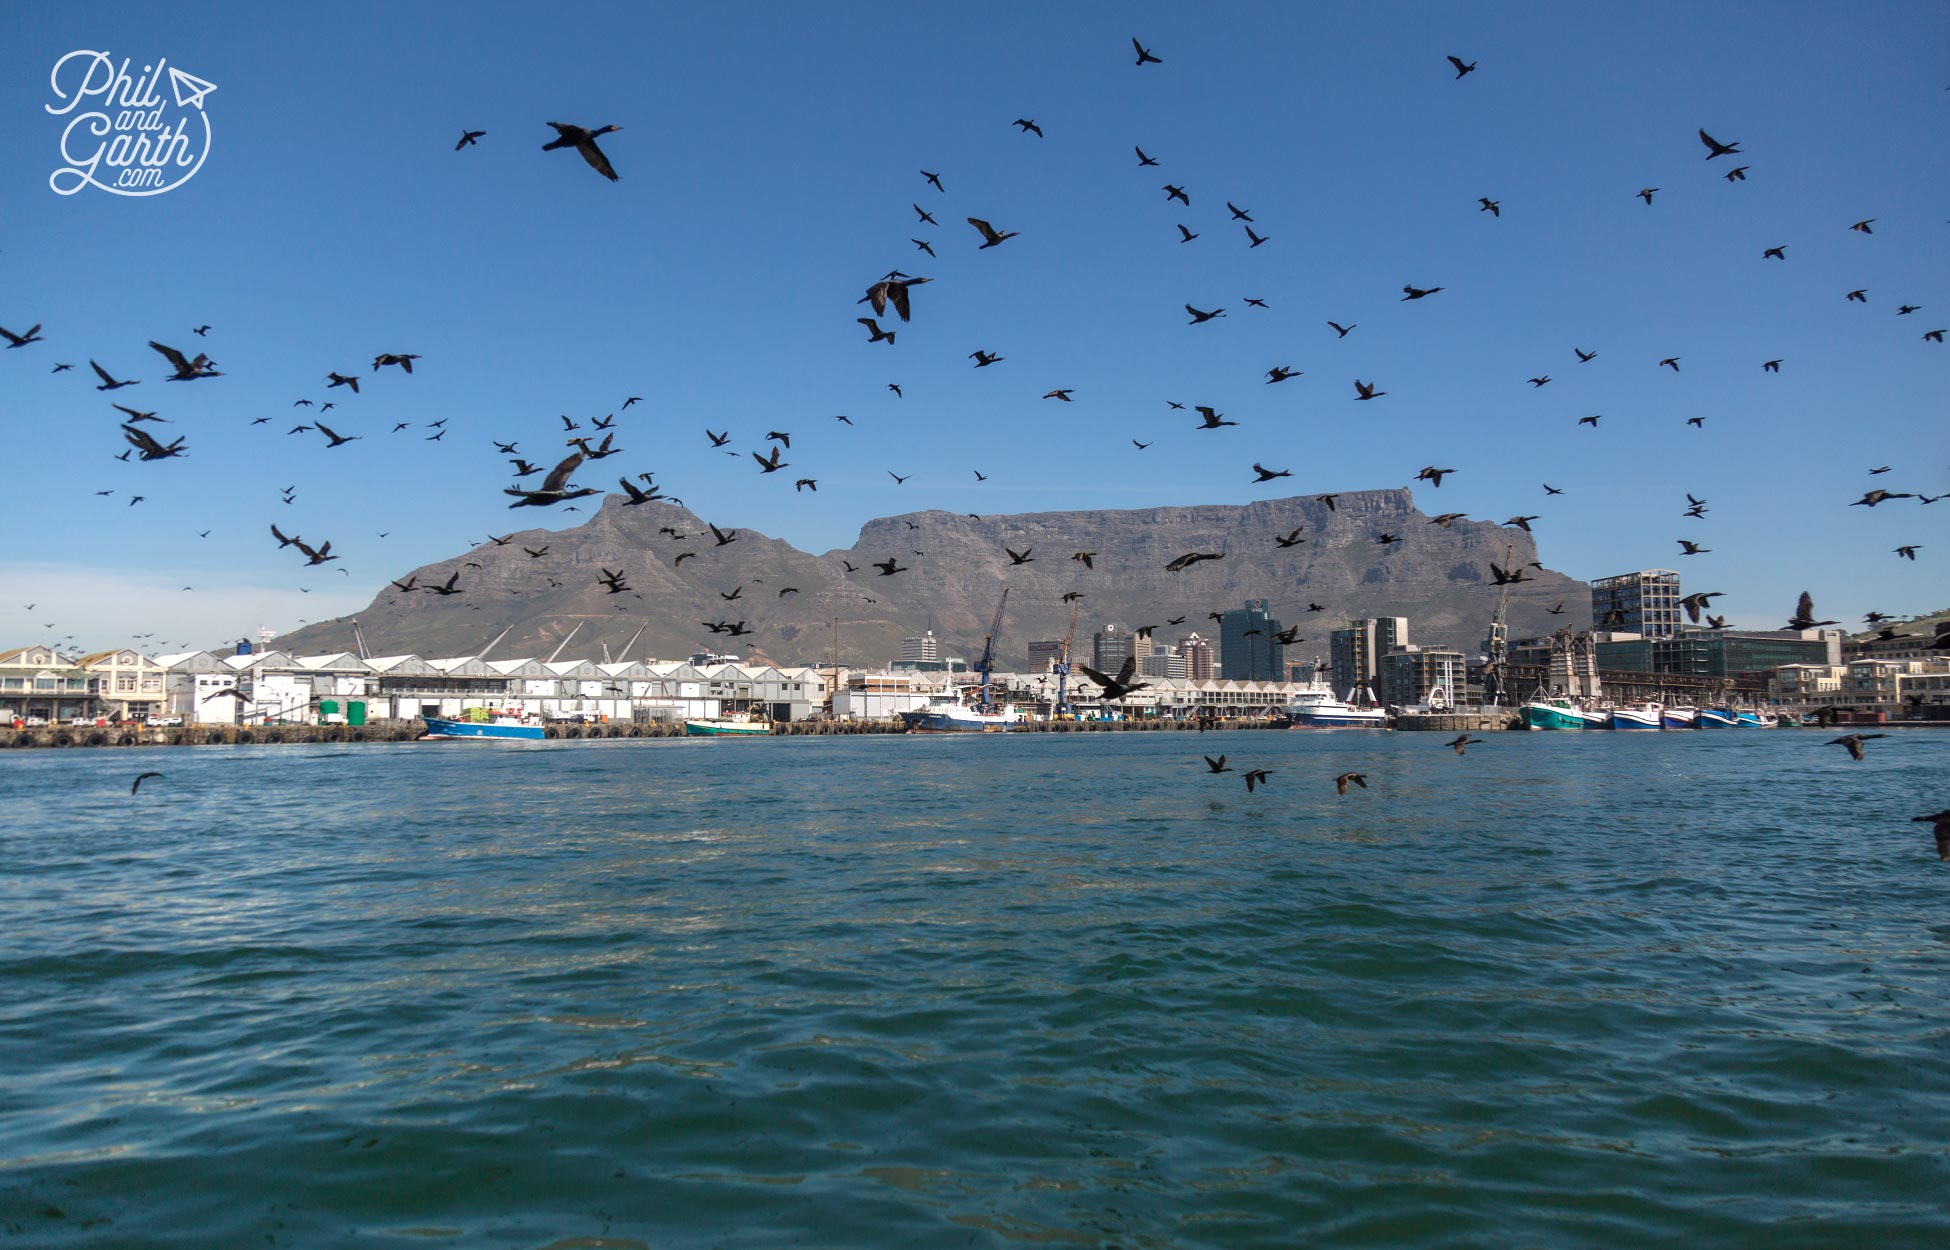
[1609,703,1664,730]
[684,712,771,736]
[1520,697,1586,730]
[898,691,1025,733]
[1281,681,1388,728]
[421,709,545,741]
[1661,705,1699,729]
[1576,705,1616,730]
[1697,707,1738,729]
[1734,709,1779,729]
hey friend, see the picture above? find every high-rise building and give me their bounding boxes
[1025,640,1064,673]
[1330,617,1407,698]
[1219,600,1285,681]
[899,631,939,664]
[1179,633,1215,680]
[1092,624,1134,674]
[1140,646,1187,679]
[1591,569,1682,639]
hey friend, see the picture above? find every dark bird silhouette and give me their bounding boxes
[1578,415,1601,428]
[1575,347,1597,363]
[52,363,73,372]
[1252,463,1292,482]
[1327,321,1355,338]
[674,552,696,566]
[1895,545,1922,560]
[1132,440,1151,450]
[968,217,1019,248]
[1203,754,1232,774]
[1827,733,1888,761]
[131,771,163,794]
[1375,532,1402,546]
[1265,366,1299,383]
[1132,37,1162,66]
[389,576,418,592]
[1698,129,1742,159]
[710,522,738,546]
[291,537,337,566]
[1,323,44,348]
[752,445,788,473]
[1005,547,1034,565]
[617,477,663,506]
[504,450,597,508]
[1688,417,1706,427]
[1176,223,1199,243]
[373,353,419,373]
[1446,55,1477,78]
[912,238,935,257]
[873,558,908,576]
[1505,515,1539,531]
[112,403,165,424]
[1679,591,1724,623]
[887,384,902,397]
[970,349,1002,367]
[888,471,910,484]
[1528,375,1550,387]
[315,422,359,448]
[1924,330,1945,343]
[1446,734,1483,755]
[1165,551,1223,572]
[1850,219,1875,234]
[542,121,623,181]
[91,360,139,390]
[1911,811,1950,860]
[1185,304,1227,324]
[1070,551,1096,569]
[1638,187,1659,205]
[523,546,549,558]
[150,340,220,380]
[1194,406,1234,429]
[1243,769,1273,794]
[1354,379,1384,400]
[973,470,987,480]
[913,203,938,225]
[1135,145,1158,166]
[1547,602,1566,615]
[1275,528,1304,548]
[1847,289,1868,303]
[862,275,931,321]
[1429,512,1467,527]
[1244,298,1269,309]
[1043,389,1074,402]
[1763,245,1786,260]
[1416,466,1455,487]
[1678,539,1709,555]
[456,129,486,150]
[706,429,731,447]
[1012,118,1043,137]
[1479,197,1500,217]
[1164,184,1190,206]
[795,478,817,492]
[921,169,944,192]
[120,424,186,460]
[1318,493,1339,510]
[1401,284,1443,300]
[1852,489,1914,507]
[1659,357,1681,371]
[424,573,463,596]
[1898,305,1921,315]
[324,371,360,394]
[1489,562,1530,585]
[1335,772,1367,796]
[1080,657,1149,701]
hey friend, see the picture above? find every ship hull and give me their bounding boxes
[684,719,770,736]
[1698,708,1737,728]
[1610,707,1663,730]
[421,714,545,741]
[1520,702,1585,730]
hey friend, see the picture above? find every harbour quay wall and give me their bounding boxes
[4,716,1291,749]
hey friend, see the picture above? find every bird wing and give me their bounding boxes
[148,340,192,371]
[120,423,165,455]
[579,137,619,181]
[541,450,586,493]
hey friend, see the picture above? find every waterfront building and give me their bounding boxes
[75,648,168,721]
[1329,617,1407,699]
[1179,633,1215,681]
[0,646,91,723]
[1140,647,1187,680]
[1591,569,1682,639]
[1379,645,1467,708]
[1842,624,1947,664]
[1219,600,1285,681]
[1597,628,1838,677]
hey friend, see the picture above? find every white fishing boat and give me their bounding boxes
[898,691,1025,733]
[1281,680,1388,728]
[1610,702,1664,730]
[1661,705,1699,729]
[684,712,771,736]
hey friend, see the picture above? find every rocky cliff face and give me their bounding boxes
[272,490,1585,667]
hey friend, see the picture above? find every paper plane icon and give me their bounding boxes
[168,66,217,110]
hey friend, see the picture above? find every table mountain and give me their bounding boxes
[272,490,1586,668]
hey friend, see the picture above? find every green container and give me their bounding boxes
[347,700,366,727]
[319,699,339,716]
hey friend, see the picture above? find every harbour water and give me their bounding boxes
[3,732,1946,1248]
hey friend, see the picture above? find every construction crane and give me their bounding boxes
[1481,543,1515,707]
[972,588,1009,713]
[1051,598,1082,719]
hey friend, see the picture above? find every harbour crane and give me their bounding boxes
[973,588,1009,713]
[1051,597,1082,719]
[1481,544,1515,707]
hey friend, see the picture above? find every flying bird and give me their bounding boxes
[1401,284,1443,300]
[1185,304,1227,324]
[1334,772,1367,796]
[1445,735,1483,755]
[130,772,163,794]
[1195,406,1234,429]
[1446,55,1477,78]
[1327,321,1355,338]
[1,324,45,348]
[1354,379,1385,400]
[1275,528,1305,548]
[150,340,220,380]
[1012,118,1043,137]
[1698,128,1742,159]
[504,450,598,508]
[1164,551,1223,573]
[455,129,486,149]
[967,217,1019,248]
[1479,197,1500,217]
[1135,146,1158,166]
[1242,769,1273,794]
[1827,733,1888,761]
[542,121,623,181]
[1132,37,1162,66]
[91,360,139,390]
[1252,463,1292,482]
[1910,811,1950,861]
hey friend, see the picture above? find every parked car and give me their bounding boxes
[145,715,184,727]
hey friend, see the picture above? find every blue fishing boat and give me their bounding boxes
[1697,707,1737,729]
[421,710,545,741]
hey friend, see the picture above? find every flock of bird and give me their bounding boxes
[4,32,1945,852]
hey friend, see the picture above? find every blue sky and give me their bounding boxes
[2,1,1945,654]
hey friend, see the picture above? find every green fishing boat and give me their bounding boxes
[1520,697,1586,731]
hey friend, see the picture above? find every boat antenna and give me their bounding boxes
[546,621,582,663]
[477,625,513,661]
